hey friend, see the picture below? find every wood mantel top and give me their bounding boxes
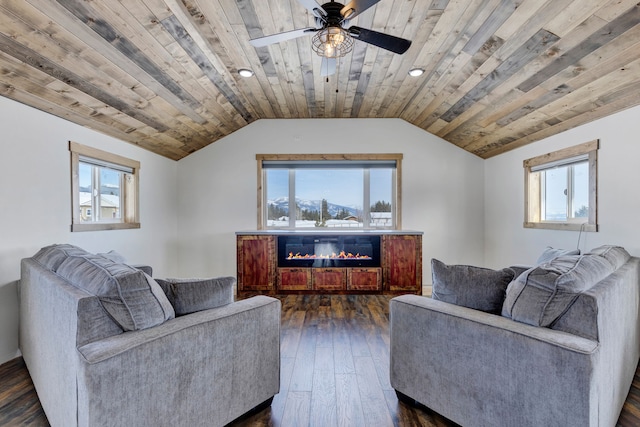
[236,230,424,236]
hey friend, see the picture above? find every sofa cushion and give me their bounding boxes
[56,254,174,331]
[431,259,515,314]
[156,277,235,315]
[536,246,580,265]
[32,244,90,272]
[502,254,615,327]
[97,250,127,264]
[586,245,630,269]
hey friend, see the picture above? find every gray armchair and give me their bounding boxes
[20,244,281,427]
[390,247,640,427]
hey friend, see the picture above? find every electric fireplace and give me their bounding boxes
[277,234,381,268]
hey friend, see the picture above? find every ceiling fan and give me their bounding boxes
[249,0,412,76]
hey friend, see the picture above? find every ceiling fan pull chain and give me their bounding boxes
[336,57,340,94]
[325,55,329,83]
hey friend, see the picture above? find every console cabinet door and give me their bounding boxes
[347,268,382,291]
[383,235,422,293]
[278,268,312,291]
[313,268,346,291]
[237,235,275,292]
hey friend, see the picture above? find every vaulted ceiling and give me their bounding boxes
[1,0,639,160]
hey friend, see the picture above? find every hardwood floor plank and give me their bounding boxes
[355,356,395,426]
[333,320,357,375]
[280,310,305,359]
[335,373,367,427]
[315,310,334,348]
[367,331,394,391]
[289,316,317,392]
[280,391,311,427]
[269,355,296,423]
[384,389,423,427]
[348,318,372,358]
[0,358,48,427]
[310,346,338,427]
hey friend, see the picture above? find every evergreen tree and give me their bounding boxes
[301,209,320,221]
[321,199,330,221]
[267,204,288,219]
[335,208,351,220]
[371,200,391,212]
[575,205,588,218]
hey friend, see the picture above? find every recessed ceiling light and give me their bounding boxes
[408,68,424,77]
[238,68,254,78]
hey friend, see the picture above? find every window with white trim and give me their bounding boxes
[257,154,402,230]
[524,140,598,231]
[70,141,140,232]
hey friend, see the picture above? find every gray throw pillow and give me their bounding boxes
[536,246,580,265]
[156,277,235,316]
[56,254,174,331]
[502,254,615,327]
[431,259,515,314]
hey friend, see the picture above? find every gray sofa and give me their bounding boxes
[390,245,640,427]
[20,244,281,427]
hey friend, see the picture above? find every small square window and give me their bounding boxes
[524,140,598,231]
[70,141,140,232]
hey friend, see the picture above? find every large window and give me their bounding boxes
[70,141,140,232]
[524,140,598,231]
[257,154,402,230]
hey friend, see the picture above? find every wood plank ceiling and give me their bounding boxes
[0,0,639,160]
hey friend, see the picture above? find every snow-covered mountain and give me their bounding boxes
[268,197,359,217]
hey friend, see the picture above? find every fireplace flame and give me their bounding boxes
[287,250,371,260]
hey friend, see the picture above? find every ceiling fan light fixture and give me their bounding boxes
[312,26,354,58]
[238,68,254,78]
[342,8,356,20]
[408,68,424,77]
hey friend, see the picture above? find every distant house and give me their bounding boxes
[370,212,392,227]
[79,192,120,221]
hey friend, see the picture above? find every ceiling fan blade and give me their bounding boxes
[348,26,411,54]
[340,0,382,20]
[297,0,325,19]
[320,57,336,77]
[249,28,317,48]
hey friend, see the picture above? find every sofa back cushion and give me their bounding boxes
[32,244,90,272]
[536,246,580,265]
[548,292,598,340]
[156,277,235,315]
[431,259,515,314]
[56,254,174,331]
[586,245,630,269]
[502,251,621,327]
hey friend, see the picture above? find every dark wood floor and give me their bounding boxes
[2,294,640,426]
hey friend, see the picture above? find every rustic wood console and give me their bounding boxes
[236,231,422,295]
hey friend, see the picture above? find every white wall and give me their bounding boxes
[176,118,486,283]
[0,97,180,364]
[484,104,640,268]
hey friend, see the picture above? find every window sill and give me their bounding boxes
[71,222,140,232]
[523,222,597,232]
